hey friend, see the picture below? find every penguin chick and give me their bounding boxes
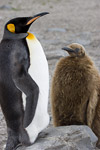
[51,43,100,147]
[0,12,49,150]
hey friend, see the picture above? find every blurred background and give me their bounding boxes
[0,0,100,149]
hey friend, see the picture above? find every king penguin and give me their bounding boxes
[0,12,49,150]
[51,43,100,147]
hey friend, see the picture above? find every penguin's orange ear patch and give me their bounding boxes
[7,24,15,33]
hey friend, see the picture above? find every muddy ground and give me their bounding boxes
[0,0,100,149]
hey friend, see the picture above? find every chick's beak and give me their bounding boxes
[62,47,75,53]
[26,12,49,25]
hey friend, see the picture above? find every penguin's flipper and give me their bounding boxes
[87,90,98,127]
[11,55,39,128]
[14,73,39,128]
[91,92,100,148]
[14,72,39,128]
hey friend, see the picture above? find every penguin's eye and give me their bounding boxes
[7,24,15,33]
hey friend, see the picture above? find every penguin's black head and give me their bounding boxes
[62,43,85,58]
[4,12,49,39]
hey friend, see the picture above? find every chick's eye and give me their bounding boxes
[75,48,80,53]
[7,24,15,33]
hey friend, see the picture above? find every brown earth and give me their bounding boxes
[0,0,100,149]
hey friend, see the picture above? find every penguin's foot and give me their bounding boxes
[5,134,20,150]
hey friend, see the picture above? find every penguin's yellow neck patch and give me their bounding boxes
[26,32,36,40]
[7,24,15,33]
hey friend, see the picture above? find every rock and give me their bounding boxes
[0,5,12,10]
[0,5,20,11]
[17,125,98,150]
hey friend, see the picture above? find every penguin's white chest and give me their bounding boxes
[26,33,49,98]
[24,33,49,143]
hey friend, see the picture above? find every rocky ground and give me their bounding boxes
[0,0,100,149]
[17,126,98,150]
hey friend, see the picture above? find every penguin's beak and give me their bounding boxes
[26,12,49,25]
[62,47,75,53]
